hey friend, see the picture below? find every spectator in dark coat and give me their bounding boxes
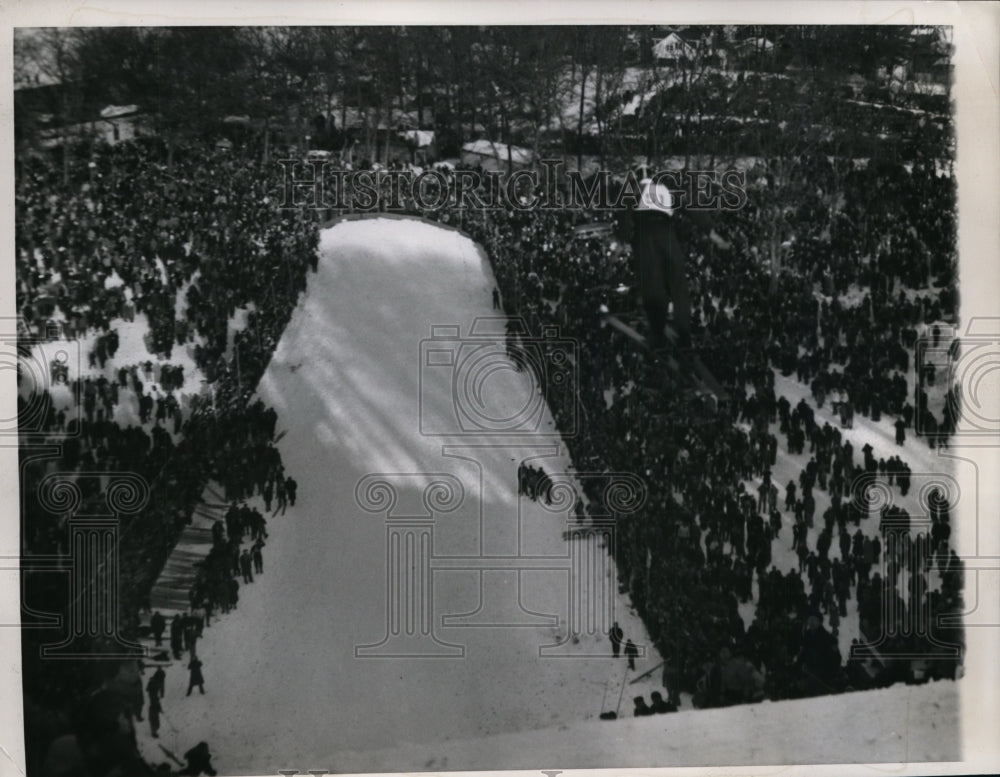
[240,549,254,584]
[251,538,264,574]
[183,616,199,656]
[633,696,654,716]
[147,666,166,704]
[170,614,185,659]
[148,693,162,738]
[227,577,240,610]
[150,611,166,646]
[276,477,288,514]
[187,658,205,696]
[609,622,623,657]
[650,691,677,713]
[624,638,639,670]
[180,742,217,776]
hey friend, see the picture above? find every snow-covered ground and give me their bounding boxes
[132,216,965,774]
[136,217,665,774]
[740,369,955,654]
[326,680,960,772]
[25,308,207,433]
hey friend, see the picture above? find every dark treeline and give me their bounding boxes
[16,25,952,165]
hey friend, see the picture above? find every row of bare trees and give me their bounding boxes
[15,25,950,167]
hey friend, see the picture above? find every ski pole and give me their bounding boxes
[599,675,610,715]
[614,661,629,718]
[630,659,666,685]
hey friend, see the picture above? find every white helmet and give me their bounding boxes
[637,164,674,215]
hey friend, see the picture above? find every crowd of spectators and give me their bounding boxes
[422,154,963,707]
[17,137,318,777]
[16,129,963,774]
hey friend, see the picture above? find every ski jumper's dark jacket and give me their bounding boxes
[615,179,714,348]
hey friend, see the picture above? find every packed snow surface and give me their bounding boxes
[136,217,961,774]
[140,218,665,773]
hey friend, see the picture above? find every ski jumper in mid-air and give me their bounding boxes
[603,168,731,408]
[630,175,692,350]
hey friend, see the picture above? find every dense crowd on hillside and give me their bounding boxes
[17,139,318,777]
[440,156,963,706]
[15,127,962,774]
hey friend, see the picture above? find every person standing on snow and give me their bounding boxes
[275,476,288,515]
[186,657,205,696]
[183,614,199,656]
[147,666,165,705]
[148,691,163,738]
[150,610,166,646]
[624,638,639,670]
[263,480,274,513]
[227,577,240,610]
[239,549,254,584]
[170,613,184,659]
[609,622,624,657]
[894,417,906,445]
[251,538,265,575]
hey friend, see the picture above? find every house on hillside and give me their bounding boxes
[98,104,141,145]
[33,104,147,149]
[652,32,695,62]
[844,74,868,97]
[16,77,149,150]
[460,139,533,172]
[366,125,438,166]
[740,36,775,53]
[884,57,951,99]
[401,129,437,165]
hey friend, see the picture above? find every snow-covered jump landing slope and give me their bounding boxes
[142,216,960,774]
[149,217,661,774]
